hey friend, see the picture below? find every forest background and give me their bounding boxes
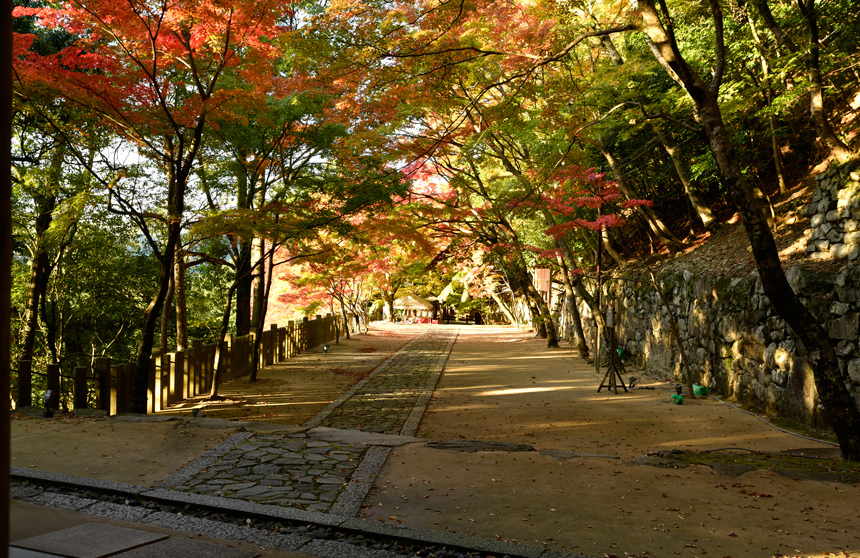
[8,0,860,456]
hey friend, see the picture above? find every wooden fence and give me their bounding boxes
[16,314,348,415]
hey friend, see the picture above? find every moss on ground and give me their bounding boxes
[663,449,860,483]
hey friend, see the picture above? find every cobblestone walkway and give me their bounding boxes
[163,326,458,516]
[307,327,458,436]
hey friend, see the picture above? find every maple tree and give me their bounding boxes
[13,0,290,411]
[8,0,860,463]
[315,0,860,456]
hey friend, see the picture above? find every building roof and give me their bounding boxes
[393,293,434,310]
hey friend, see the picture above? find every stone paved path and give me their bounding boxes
[307,327,457,436]
[163,327,458,516]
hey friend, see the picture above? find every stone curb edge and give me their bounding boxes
[10,467,594,558]
[157,430,255,489]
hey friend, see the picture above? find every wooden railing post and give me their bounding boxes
[174,350,186,400]
[163,353,174,407]
[74,366,88,410]
[223,333,233,380]
[17,359,32,408]
[94,357,111,413]
[110,363,122,415]
[190,340,201,396]
[153,354,164,412]
[283,325,288,360]
[121,363,133,413]
[46,363,61,411]
[202,344,214,393]
[147,358,156,414]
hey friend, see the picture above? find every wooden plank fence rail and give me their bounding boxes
[15,313,350,416]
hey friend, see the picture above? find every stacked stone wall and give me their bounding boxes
[802,159,860,260]
[578,160,860,428]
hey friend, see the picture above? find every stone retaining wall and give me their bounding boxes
[579,160,860,428]
[801,159,860,260]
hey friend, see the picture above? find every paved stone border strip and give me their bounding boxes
[157,430,255,489]
[10,468,595,558]
[302,328,434,429]
[399,329,458,437]
[329,446,392,518]
[307,327,457,518]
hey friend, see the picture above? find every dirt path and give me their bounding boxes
[176,324,428,424]
[361,326,859,558]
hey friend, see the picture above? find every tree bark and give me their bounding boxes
[250,240,276,382]
[235,239,253,336]
[796,0,854,161]
[210,282,237,399]
[751,0,798,54]
[251,236,266,331]
[748,19,789,195]
[556,249,590,360]
[174,250,188,352]
[234,161,252,336]
[651,123,719,228]
[159,266,175,357]
[20,141,65,362]
[340,300,351,339]
[20,194,56,361]
[488,281,518,325]
[639,0,860,459]
[133,218,180,413]
[601,228,625,266]
[132,130,195,413]
[600,144,687,252]
[519,267,558,347]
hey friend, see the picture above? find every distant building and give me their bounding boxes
[392,293,435,323]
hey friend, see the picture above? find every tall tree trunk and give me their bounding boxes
[235,239,253,336]
[382,289,396,321]
[132,132,193,413]
[174,250,188,351]
[796,0,853,161]
[556,249,590,360]
[601,228,625,266]
[250,240,276,382]
[518,266,559,347]
[20,195,56,361]
[651,123,719,228]
[133,220,180,413]
[234,161,252,336]
[553,232,624,369]
[748,19,789,195]
[751,0,799,54]
[488,281,518,325]
[159,267,175,357]
[340,298,351,339]
[210,282,237,399]
[639,0,860,459]
[251,236,265,331]
[600,144,687,252]
[20,142,65,361]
